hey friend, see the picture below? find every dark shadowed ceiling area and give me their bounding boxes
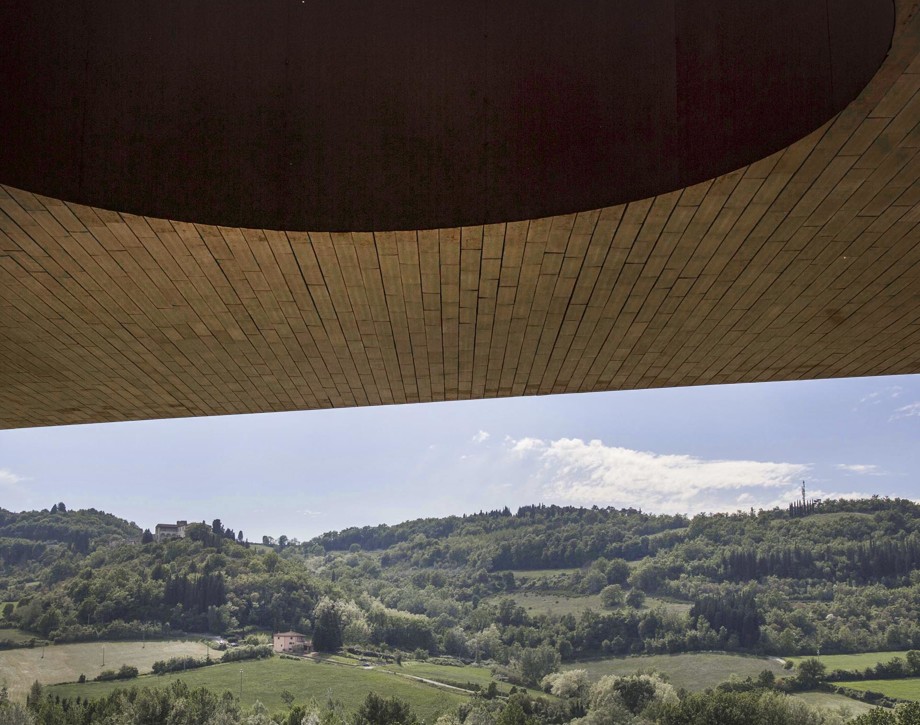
[0,0,894,231]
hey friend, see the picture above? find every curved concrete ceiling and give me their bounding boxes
[0,0,918,429]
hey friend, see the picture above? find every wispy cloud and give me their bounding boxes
[472,430,491,444]
[858,386,902,405]
[510,437,545,453]
[299,509,323,517]
[854,386,903,413]
[0,468,27,489]
[836,463,883,476]
[505,437,811,514]
[891,402,920,421]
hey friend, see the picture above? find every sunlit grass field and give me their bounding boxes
[0,639,210,700]
[50,657,468,719]
[835,678,920,702]
[485,591,691,618]
[788,651,914,672]
[0,628,43,644]
[563,652,787,691]
[376,659,544,697]
[791,692,879,719]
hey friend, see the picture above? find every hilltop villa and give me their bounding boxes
[154,520,188,543]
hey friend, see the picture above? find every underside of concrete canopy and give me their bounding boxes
[0,0,918,429]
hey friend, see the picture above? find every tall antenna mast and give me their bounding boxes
[801,481,807,507]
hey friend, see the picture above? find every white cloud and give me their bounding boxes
[0,468,27,488]
[509,437,545,454]
[891,402,920,421]
[836,463,883,476]
[299,509,323,517]
[858,386,902,407]
[472,430,491,444]
[506,437,811,514]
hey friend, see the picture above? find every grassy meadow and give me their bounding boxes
[564,652,788,691]
[50,656,468,719]
[791,692,879,719]
[376,659,544,698]
[788,651,914,672]
[0,628,45,645]
[0,639,210,700]
[487,591,691,618]
[834,678,920,702]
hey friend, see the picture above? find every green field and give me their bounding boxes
[0,628,45,645]
[377,659,543,697]
[380,660,495,687]
[834,678,920,702]
[564,653,787,691]
[507,569,579,581]
[50,657,468,719]
[487,592,691,618]
[789,652,914,673]
[640,596,693,616]
[0,639,210,699]
[791,692,879,719]
[493,592,603,616]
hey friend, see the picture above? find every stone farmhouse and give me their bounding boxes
[273,631,312,654]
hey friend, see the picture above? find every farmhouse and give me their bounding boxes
[273,631,312,654]
[154,521,188,543]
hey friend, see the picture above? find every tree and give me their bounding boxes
[141,529,154,544]
[626,589,646,608]
[312,598,343,652]
[278,535,289,549]
[57,502,66,513]
[495,700,529,725]
[263,551,280,573]
[606,558,630,584]
[0,702,36,725]
[542,669,590,699]
[238,530,244,543]
[26,680,42,709]
[517,645,560,686]
[212,519,224,536]
[353,692,418,725]
[897,704,920,725]
[50,504,58,514]
[852,710,897,725]
[795,658,826,689]
[600,585,624,609]
[581,569,608,595]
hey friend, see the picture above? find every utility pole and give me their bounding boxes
[801,481,807,507]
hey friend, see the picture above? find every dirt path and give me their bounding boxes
[384,670,476,694]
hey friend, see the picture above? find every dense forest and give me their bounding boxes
[2,497,920,723]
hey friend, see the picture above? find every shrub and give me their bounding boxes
[152,656,211,675]
[220,644,273,663]
[94,665,137,682]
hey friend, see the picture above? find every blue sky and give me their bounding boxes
[0,374,918,542]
